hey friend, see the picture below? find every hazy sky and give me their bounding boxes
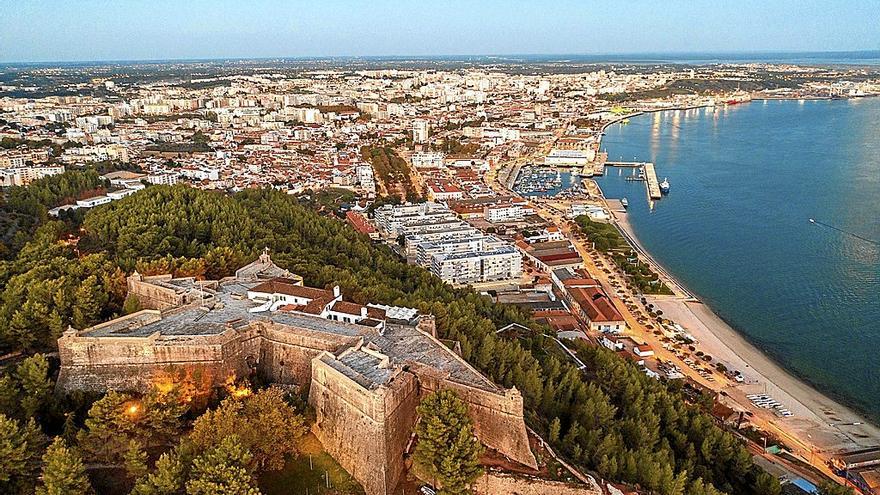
[2,0,878,62]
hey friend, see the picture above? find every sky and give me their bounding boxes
[1,0,878,63]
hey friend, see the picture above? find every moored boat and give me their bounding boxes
[659,178,670,194]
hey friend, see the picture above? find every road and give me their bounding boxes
[484,138,845,487]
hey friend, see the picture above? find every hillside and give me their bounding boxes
[0,185,780,495]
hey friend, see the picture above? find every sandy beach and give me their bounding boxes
[612,206,880,458]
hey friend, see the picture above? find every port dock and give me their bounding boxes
[605,161,645,167]
[605,161,662,199]
[643,163,662,199]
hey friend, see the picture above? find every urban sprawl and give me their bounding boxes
[3,60,880,495]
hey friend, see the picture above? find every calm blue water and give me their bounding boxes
[597,99,880,421]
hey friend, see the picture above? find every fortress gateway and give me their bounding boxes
[57,252,538,495]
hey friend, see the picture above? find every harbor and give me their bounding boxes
[512,165,585,197]
[595,98,880,475]
[604,161,664,199]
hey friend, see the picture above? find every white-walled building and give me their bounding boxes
[0,165,65,186]
[412,119,429,144]
[411,152,445,169]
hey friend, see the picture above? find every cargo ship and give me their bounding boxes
[725,92,752,106]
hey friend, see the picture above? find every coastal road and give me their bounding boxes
[485,142,855,486]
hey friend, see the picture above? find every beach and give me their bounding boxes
[612,206,880,459]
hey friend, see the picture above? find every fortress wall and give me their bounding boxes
[259,341,325,386]
[56,327,257,393]
[128,275,184,310]
[258,324,359,386]
[57,362,235,394]
[474,472,603,495]
[381,373,420,494]
[414,367,538,469]
[309,356,419,495]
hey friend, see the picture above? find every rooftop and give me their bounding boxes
[79,274,497,392]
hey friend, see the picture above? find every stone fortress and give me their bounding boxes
[57,251,538,495]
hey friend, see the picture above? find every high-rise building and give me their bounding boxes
[412,119,429,143]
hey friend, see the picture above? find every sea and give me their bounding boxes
[595,98,880,422]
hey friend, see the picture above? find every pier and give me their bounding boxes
[605,161,662,199]
[605,161,646,167]
[643,163,662,199]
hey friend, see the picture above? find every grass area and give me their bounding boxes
[359,145,417,200]
[574,215,629,252]
[259,433,364,495]
[301,187,358,216]
[574,215,672,295]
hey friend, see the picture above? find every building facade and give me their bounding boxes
[57,254,537,495]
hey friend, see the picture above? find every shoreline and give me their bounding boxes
[612,208,880,455]
[596,107,880,458]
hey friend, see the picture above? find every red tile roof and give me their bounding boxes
[345,211,376,234]
[569,287,624,323]
[331,300,365,316]
[250,278,333,301]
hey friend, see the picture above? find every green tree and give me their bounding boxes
[548,417,561,443]
[0,414,46,494]
[61,412,78,445]
[77,388,187,464]
[125,439,149,480]
[72,275,109,328]
[818,481,855,495]
[123,294,143,315]
[36,437,92,495]
[414,390,484,495]
[16,353,54,419]
[130,449,188,495]
[185,436,260,495]
[751,470,781,495]
[188,386,305,472]
[0,374,19,417]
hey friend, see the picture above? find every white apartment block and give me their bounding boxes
[485,201,534,223]
[0,165,65,187]
[430,245,522,285]
[411,152,445,169]
[412,119,429,144]
[372,202,455,235]
[147,173,181,186]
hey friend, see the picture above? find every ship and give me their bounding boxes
[659,178,670,194]
[621,198,629,208]
[725,91,752,106]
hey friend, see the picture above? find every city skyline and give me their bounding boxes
[2,0,879,63]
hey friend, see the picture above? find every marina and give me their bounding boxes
[513,165,583,197]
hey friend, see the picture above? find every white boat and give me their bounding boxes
[621,198,629,208]
[659,178,670,194]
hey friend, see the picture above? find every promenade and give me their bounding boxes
[485,114,880,487]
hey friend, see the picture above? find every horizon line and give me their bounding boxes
[3,49,879,66]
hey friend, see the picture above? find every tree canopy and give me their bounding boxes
[414,390,483,494]
[188,387,305,472]
[36,437,93,495]
[1,184,784,494]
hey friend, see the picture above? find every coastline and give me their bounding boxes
[611,207,880,456]
[596,106,880,459]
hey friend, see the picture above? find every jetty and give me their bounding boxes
[605,161,662,199]
[643,163,662,199]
